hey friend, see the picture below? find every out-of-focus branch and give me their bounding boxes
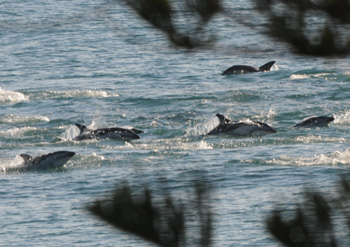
[122,0,222,48]
[87,179,212,246]
[267,175,350,247]
[255,0,350,55]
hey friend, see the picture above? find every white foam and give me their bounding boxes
[0,86,28,104]
[33,89,119,99]
[289,74,310,80]
[69,89,118,98]
[0,114,50,124]
[289,73,335,81]
[294,135,346,144]
[334,110,350,125]
[267,149,350,166]
[0,127,37,137]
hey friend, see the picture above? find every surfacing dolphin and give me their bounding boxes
[19,151,75,171]
[74,123,143,141]
[222,61,275,75]
[292,116,335,128]
[207,114,277,137]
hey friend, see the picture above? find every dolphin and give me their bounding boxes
[222,61,275,75]
[73,123,143,141]
[292,116,335,128]
[19,151,75,171]
[207,114,277,137]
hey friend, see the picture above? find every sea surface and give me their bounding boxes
[1,0,350,246]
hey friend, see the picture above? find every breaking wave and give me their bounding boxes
[28,89,119,100]
[334,110,350,125]
[289,73,336,80]
[0,86,28,104]
[0,114,50,124]
[0,127,37,137]
[267,149,350,166]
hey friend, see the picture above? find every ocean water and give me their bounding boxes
[1,0,350,246]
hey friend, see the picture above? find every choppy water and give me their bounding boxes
[1,1,350,246]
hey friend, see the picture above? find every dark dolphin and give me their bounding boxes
[19,151,75,171]
[222,61,275,75]
[74,123,143,141]
[207,114,277,137]
[292,116,335,128]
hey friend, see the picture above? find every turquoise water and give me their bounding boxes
[1,1,350,246]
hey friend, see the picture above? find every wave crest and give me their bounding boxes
[0,87,28,104]
[267,149,350,166]
[0,114,50,124]
[29,89,119,100]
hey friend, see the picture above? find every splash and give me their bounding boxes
[267,149,350,166]
[271,64,279,71]
[185,116,220,136]
[267,108,277,119]
[0,86,28,104]
[255,108,276,120]
[59,124,81,141]
[334,110,350,125]
[0,155,25,174]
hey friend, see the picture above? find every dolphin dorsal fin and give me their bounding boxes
[216,114,225,124]
[259,61,275,72]
[75,123,88,133]
[20,154,33,163]
[216,114,232,124]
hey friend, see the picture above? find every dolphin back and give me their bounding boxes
[258,61,275,72]
[222,65,258,75]
[73,123,143,141]
[102,127,141,140]
[130,128,144,134]
[293,116,335,128]
[207,114,276,136]
[18,151,75,171]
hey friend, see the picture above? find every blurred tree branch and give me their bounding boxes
[122,0,222,48]
[267,175,350,247]
[87,179,212,246]
[87,174,350,246]
[115,0,350,55]
[255,0,350,55]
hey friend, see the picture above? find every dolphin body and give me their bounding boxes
[292,116,335,128]
[74,124,143,141]
[207,114,277,137]
[19,151,75,171]
[222,61,275,75]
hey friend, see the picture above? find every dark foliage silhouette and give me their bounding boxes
[267,176,350,247]
[119,0,350,55]
[256,0,350,55]
[88,180,212,247]
[123,0,222,48]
